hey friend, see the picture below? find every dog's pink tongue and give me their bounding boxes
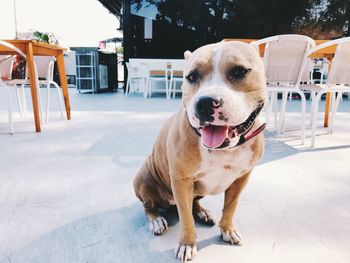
[201,125,228,148]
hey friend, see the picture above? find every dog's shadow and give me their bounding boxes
[2,203,231,263]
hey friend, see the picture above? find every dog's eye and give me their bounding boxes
[227,66,251,81]
[185,70,200,84]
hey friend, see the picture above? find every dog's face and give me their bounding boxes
[182,41,266,150]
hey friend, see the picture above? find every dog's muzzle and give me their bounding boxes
[192,101,266,150]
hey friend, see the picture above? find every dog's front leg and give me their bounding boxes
[219,172,251,245]
[171,174,197,262]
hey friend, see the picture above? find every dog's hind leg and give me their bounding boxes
[192,196,216,226]
[133,160,169,235]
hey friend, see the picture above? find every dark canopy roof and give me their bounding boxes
[97,0,122,18]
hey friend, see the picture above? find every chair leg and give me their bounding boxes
[166,78,170,100]
[265,90,271,126]
[15,85,24,118]
[311,92,322,147]
[52,81,64,118]
[135,78,140,93]
[148,79,152,98]
[125,78,130,97]
[334,92,342,113]
[144,77,149,98]
[328,93,335,134]
[281,91,289,133]
[20,84,27,116]
[278,91,288,134]
[309,91,316,126]
[298,91,306,145]
[330,92,342,134]
[36,82,44,126]
[171,80,174,99]
[172,80,176,99]
[142,78,146,98]
[266,90,276,130]
[45,81,51,124]
[6,86,14,134]
[273,91,278,131]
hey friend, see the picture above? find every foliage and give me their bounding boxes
[33,31,59,45]
[131,0,350,39]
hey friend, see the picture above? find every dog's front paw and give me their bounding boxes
[174,243,197,262]
[221,229,242,245]
[149,216,168,235]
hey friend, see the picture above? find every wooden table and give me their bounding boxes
[224,38,335,127]
[0,40,71,132]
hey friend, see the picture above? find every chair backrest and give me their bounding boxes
[34,56,55,80]
[328,38,350,85]
[168,60,185,78]
[168,60,185,71]
[0,55,14,80]
[126,61,150,78]
[300,58,313,83]
[252,34,316,85]
[308,37,350,85]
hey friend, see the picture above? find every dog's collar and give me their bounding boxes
[234,121,266,147]
[191,103,266,149]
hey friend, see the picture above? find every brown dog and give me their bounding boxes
[133,41,266,262]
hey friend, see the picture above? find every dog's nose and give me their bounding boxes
[195,96,221,123]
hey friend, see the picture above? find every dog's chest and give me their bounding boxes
[194,144,254,195]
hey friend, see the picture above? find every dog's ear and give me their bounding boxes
[184,50,192,60]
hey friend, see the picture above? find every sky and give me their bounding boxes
[0,0,122,47]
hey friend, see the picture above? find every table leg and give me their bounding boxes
[26,43,41,132]
[324,92,331,127]
[56,53,71,120]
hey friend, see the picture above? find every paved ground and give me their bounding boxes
[0,88,349,263]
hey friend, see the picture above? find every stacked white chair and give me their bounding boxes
[146,61,171,99]
[303,37,350,147]
[125,62,149,97]
[33,56,64,123]
[251,34,316,145]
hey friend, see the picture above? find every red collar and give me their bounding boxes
[235,122,266,147]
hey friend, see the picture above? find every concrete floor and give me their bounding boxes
[0,88,349,263]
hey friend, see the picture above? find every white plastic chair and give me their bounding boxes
[147,61,171,99]
[0,40,41,133]
[303,37,350,147]
[33,56,64,123]
[7,56,63,124]
[251,34,316,145]
[125,62,149,97]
